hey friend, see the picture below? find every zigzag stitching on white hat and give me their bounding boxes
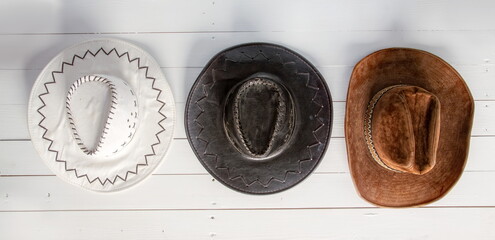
[36,47,167,186]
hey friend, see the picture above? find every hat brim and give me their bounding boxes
[185,43,333,194]
[345,48,474,207]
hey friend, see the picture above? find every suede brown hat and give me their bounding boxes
[345,48,474,207]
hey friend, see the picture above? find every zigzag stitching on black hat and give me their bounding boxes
[193,52,325,190]
[37,47,167,186]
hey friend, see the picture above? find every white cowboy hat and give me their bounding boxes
[28,38,175,192]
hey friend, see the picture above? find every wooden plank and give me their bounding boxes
[0,138,342,176]
[0,208,494,240]
[2,100,493,140]
[2,64,494,106]
[1,0,495,34]
[0,171,493,211]
[472,102,495,136]
[0,31,494,71]
[1,1,494,240]
[1,136,494,176]
[0,105,27,140]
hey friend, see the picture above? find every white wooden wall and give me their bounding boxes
[1,0,494,239]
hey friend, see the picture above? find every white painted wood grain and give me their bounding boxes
[0,208,494,240]
[1,0,495,34]
[1,0,495,239]
[0,31,494,71]
[0,171,493,211]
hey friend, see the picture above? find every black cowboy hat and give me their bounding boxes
[185,43,333,194]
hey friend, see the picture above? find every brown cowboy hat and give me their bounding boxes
[345,48,474,207]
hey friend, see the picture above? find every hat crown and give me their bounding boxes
[366,85,441,175]
[66,75,139,157]
[224,76,295,159]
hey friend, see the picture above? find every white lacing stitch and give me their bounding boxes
[66,75,118,155]
[364,85,406,172]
